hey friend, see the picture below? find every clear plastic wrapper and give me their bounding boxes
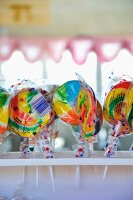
[0,87,10,156]
[103,74,133,157]
[8,88,50,138]
[34,86,59,158]
[104,135,117,158]
[76,73,103,139]
[8,80,52,158]
[53,74,103,157]
[34,128,54,158]
[53,80,80,125]
[0,88,10,135]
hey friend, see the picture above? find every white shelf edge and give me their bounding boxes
[0,151,132,167]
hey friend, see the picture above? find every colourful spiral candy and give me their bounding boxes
[54,80,80,125]
[9,88,50,138]
[53,80,103,140]
[77,85,96,139]
[0,88,9,135]
[122,82,133,128]
[103,81,132,124]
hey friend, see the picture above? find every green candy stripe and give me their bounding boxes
[56,86,68,103]
[84,131,94,138]
[9,117,42,132]
[78,96,85,110]
[109,93,125,118]
[0,92,8,108]
[27,90,38,103]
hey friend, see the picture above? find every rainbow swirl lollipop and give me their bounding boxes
[95,100,103,134]
[103,80,133,139]
[77,85,96,139]
[122,82,133,128]
[9,88,50,138]
[103,81,132,125]
[0,88,9,135]
[54,80,103,140]
[104,80,133,157]
[53,80,80,125]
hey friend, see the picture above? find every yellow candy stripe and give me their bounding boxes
[53,99,72,116]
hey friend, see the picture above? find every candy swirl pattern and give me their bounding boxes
[0,88,9,134]
[54,80,103,140]
[53,80,80,125]
[103,81,132,125]
[9,89,50,138]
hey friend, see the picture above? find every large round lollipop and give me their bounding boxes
[53,79,103,156]
[0,87,10,156]
[54,80,80,125]
[122,82,133,129]
[9,88,50,138]
[76,72,103,141]
[0,88,9,135]
[77,83,97,139]
[0,87,10,151]
[104,80,133,157]
[103,81,132,136]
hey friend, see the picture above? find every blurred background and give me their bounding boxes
[0,0,133,152]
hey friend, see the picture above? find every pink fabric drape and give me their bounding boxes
[123,39,133,55]
[0,36,133,64]
[94,40,122,62]
[0,37,16,61]
[19,38,45,63]
[47,39,67,62]
[67,37,94,64]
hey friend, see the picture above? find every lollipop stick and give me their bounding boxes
[84,140,89,157]
[88,142,98,173]
[75,165,80,191]
[21,166,26,184]
[0,135,5,158]
[50,137,55,153]
[129,142,133,151]
[49,129,58,155]
[35,166,39,187]
[89,142,94,152]
[103,166,108,180]
[49,166,56,194]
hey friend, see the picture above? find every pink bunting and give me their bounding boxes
[0,36,133,64]
[47,39,67,62]
[68,37,93,65]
